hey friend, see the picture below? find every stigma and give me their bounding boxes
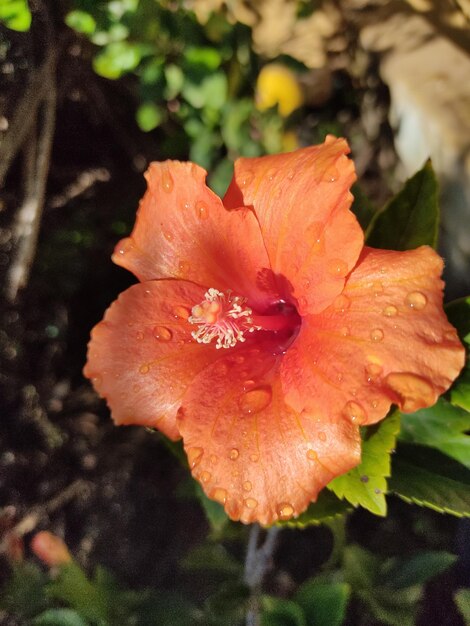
[188,288,259,349]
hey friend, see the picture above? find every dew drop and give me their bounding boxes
[328,259,348,278]
[443,329,456,341]
[365,362,383,380]
[173,306,190,319]
[229,448,239,460]
[243,481,252,492]
[239,386,272,415]
[405,291,427,310]
[344,401,367,424]
[333,294,351,311]
[184,202,190,209]
[245,498,258,509]
[163,230,174,242]
[322,163,339,182]
[307,449,317,461]
[116,237,134,256]
[139,364,150,374]
[136,331,144,340]
[210,454,218,465]
[196,200,209,220]
[318,432,327,442]
[266,168,276,181]
[132,383,141,392]
[153,326,172,342]
[384,372,434,412]
[162,169,174,192]
[243,380,256,391]
[249,454,259,463]
[278,503,295,520]
[178,260,190,274]
[213,488,227,504]
[370,328,384,342]
[187,447,204,468]
[287,169,295,180]
[340,326,350,337]
[91,375,102,387]
[306,221,324,255]
[241,170,254,187]
[200,470,211,483]
[383,305,398,317]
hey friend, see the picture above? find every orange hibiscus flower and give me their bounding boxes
[84,136,464,526]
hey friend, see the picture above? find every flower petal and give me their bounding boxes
[112,161,274,310]
[84,279,226,440]
[281,246,465,424]
[224,136,363,314]
[177,343,360,526]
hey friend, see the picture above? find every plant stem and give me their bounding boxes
[244,524,281,626]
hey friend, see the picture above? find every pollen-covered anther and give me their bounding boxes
[188,288,259,349]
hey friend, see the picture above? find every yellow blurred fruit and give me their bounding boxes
[256,64,304,117]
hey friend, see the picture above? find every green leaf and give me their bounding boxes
[343,545,421,626]
[351,183,377,231]
[389,443,470,516]
[47,562,108,624]
[0,0,32,31]
[136,102,164,132]
[328,412,401,516]
[261,597,306,626]
[381,551,457,590]
[65,10,96,36]
[33,609,89,626]
[295,580,350,626]
[182,73,227,110]
[194,483,229,534]
[399,398,470,468]
[366,160,439,250]
[455,589,470,624]
[445,297,470,411]
[164,64,184,100]
[93,42,143,79]
[182,544,242,576]
[203,581,250,623]
[0,562,47,617]
[184,46,221,71]
[277,489,351,528]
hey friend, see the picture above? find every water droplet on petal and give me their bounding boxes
[322,163,339,182]
[239,386,272,415]
[370,328,384,342]
[139,364,150,374]
[307,449,317,461]
[318,432,327,442]
[132,383,141,392]
[306,221,324,255]
[287,169,295,180]
[210,455,218,465]
[365,362,383,381]
[243,380,256,391]
[243,481,252,492]
[278,503,295,520]
[91,375,102,387]
[267,168,276,181]
[200,470,211,483]
[344,401,367,424]
[245,498,258,509]
[196,200,209,220]
[384,372,435,412]
[249,454,259,463]
[153,326,172,341]
[178,260,190,274]
[333,294,351,311]
[187,447,204,468]
[116,238,135,256]
[328,259,348,278]
[163,230,173,242]
[443,329,456,341]
[162,169,174,192]
[340,326,350,337]
[405,291,427,310]
[229,448,239,460]
[173,306,190,319]
[241,170,254,186]
[383,305,398,317]
[136,331,144,340]
[213,488,227,504]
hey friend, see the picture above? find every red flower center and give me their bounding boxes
[188,287,301,353]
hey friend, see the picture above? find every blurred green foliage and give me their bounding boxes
[0,0,32,31]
